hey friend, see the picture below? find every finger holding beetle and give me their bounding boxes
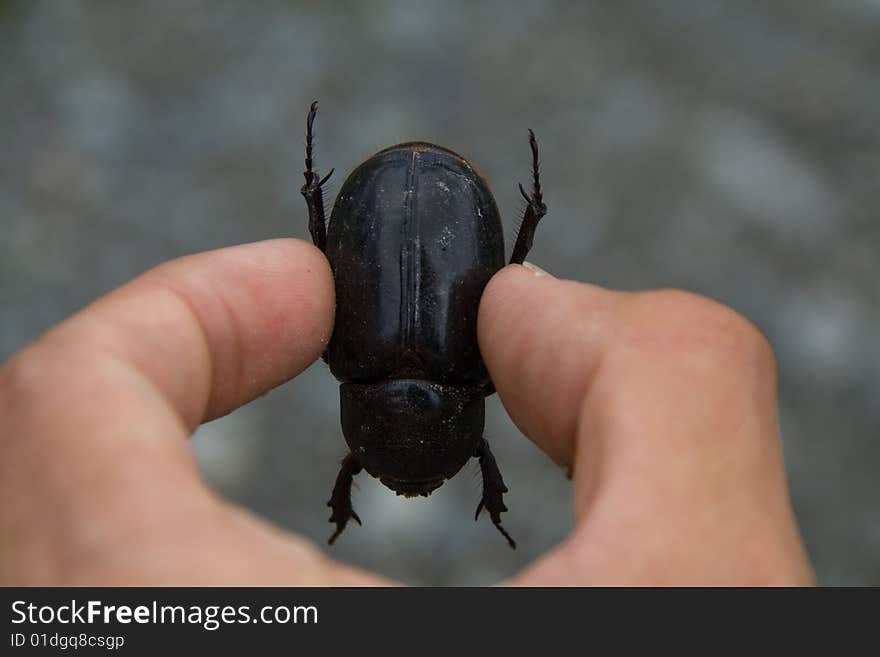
[0,239,335,551]
[479,263,814,584]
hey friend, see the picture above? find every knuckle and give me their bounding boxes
[0,343,51,403]
[0,328,93,417]
[626,289,776,373]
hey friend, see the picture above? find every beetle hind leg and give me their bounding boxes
[509,129,548,265]
[301,100,334,253]
[474,438,516,549]
[327,451,363,544]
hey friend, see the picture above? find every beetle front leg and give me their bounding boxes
[509,129,548,265]
[301,100,334,253]
[327,451,363,544]
[474,438,516,549]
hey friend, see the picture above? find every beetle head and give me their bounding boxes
[339,380,485,497]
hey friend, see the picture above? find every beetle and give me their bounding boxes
[299,102,547,548]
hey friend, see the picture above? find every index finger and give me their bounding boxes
[478,264,782,513]
[478,264,616,469]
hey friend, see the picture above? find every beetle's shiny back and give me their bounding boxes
[326,143,505,385]
[375,141,471,159]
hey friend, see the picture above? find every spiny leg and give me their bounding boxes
[475,438,516,549]
[301,100,334,253]
[327,451,363,544]
[509,129,548,265]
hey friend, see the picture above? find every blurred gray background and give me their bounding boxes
[1,0,878,585]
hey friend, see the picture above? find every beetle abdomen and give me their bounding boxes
[326,144,505,385]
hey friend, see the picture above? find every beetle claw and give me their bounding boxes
[475,439,516,549]
[326,452,363,545]
[301,100,331,253]
[509,129,547,265]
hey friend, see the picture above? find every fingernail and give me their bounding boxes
[522,261,554,278]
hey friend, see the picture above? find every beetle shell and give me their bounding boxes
[325,143,505,494]
[326,143,505,384]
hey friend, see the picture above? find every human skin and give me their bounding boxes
[0,239,814,585]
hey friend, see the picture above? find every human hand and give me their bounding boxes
[478,264,815,585]
[0,240,814,585]
[0,239,386,585]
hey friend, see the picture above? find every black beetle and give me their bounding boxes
[299,102,547,548]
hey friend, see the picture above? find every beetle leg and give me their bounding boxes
[327,451,363,545]
[301,100,334,253]
[474,438,516,549]
[509,129,548,265]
